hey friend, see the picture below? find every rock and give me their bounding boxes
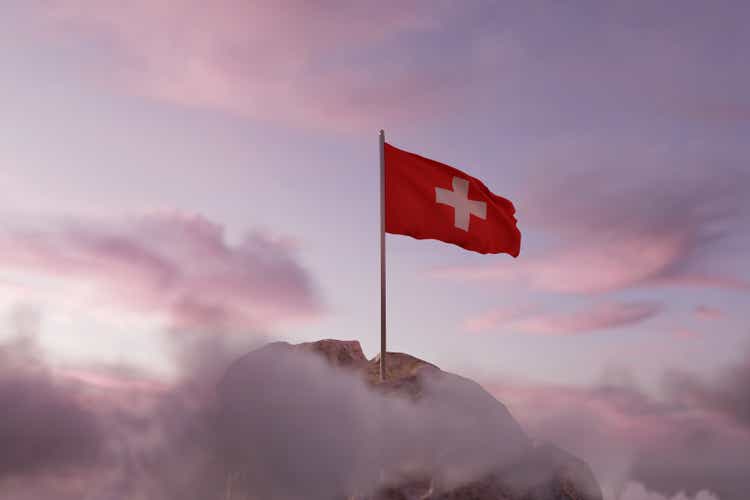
[218,339,603,500]
[299,339,369,369]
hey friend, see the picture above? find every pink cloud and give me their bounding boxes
[515,302,663,335]
[58,367,166,394]
[0,212,322,330]
[465,301,662,335]
[693,305,723,320]
[672,329,701,340]
[432,143,750,296]
[655,274,750,291]
[683,102,750,125]
[485,353,750,499]
[434,235,691,294]
[32,1,480,130]
[433,230,748,297]
[18,2,750,136]
[463,306,531,333]
[618,483,719,500]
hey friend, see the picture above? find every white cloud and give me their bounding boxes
[609,481,720,500]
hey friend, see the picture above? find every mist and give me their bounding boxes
[491,345,750,500]
[0,329,533,499]
[2,320,748,499]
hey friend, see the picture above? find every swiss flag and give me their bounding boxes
[385,142,521,256]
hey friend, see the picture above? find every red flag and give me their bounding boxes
[385,143,521,256]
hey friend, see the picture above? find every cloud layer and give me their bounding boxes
[465,301,663,335]
[0,336,102,479]
[489,345,750,500]
[0,331,547,499]
[435,141,750,297]
[24,1,749,133]
[3,327,747,499]
[0,212,321,330]
[35,0,462,130]
[693,306,723,321]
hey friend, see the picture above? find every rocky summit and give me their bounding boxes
[218,339,603,500]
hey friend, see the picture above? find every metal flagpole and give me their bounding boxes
[379,129,387,381]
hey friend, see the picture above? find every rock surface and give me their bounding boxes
[219,339,603,500]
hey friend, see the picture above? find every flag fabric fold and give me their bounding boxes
[384,142,521,256]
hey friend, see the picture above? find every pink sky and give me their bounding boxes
[2,2,750,498]
[2,0,748,383]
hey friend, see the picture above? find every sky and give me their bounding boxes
[0,2,749,499]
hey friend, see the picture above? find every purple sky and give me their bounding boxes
[1,3,749,497]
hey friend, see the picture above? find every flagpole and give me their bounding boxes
[379,129,387,381]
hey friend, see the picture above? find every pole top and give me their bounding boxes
[379,129,385,137]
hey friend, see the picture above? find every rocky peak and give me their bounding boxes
[219,339,603,500]
[298,339,369,369]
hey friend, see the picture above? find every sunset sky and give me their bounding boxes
[2,2,750,499]
[4,1,748,386]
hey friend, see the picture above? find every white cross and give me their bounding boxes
[435,176,487,231]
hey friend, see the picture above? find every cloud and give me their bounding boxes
[0,212,321,330]
[463,305,531,333]
[671,329,701,341]
[464,301,662,335]
[693,306,723,320]
[0,335,103,479]
[433,141,750,296]
[32,0,480,130]
[0,323,237,500]
[515,302,663,335]
[0,327,538,500]
[615,482,719,500]
[664,353,750,429]
[487,346,750,500]
[21,1,749,133]
[683,104,750,126]
[1,311,748,499]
